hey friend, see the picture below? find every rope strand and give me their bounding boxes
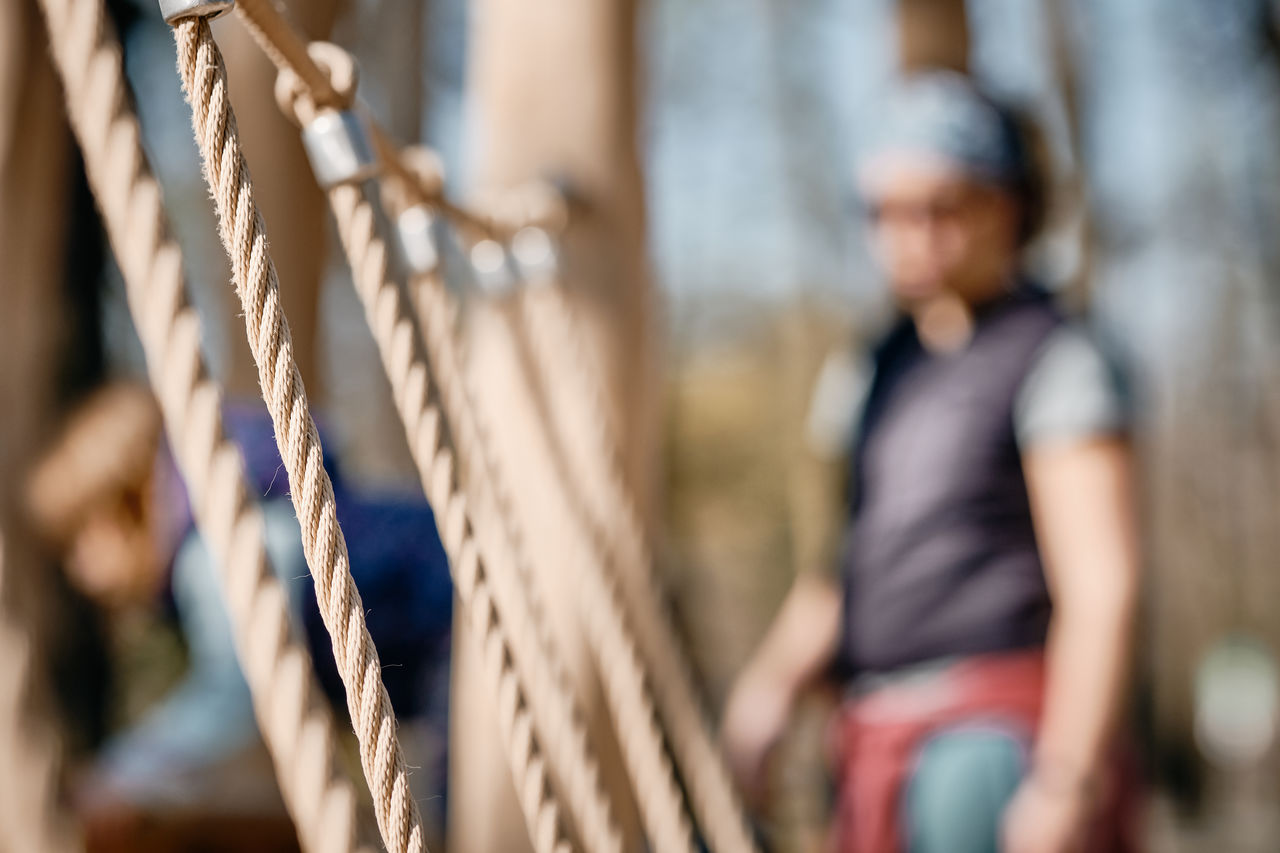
[265,25,701,850]
[514,282,761,853]
[38,1,375,850]
[327,179,623,853]
[178,3,751,851]
[172,18,424,853]
[380,232,698,851]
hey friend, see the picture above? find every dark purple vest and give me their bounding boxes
[840,288,1063,673]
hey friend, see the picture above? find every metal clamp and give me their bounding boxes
[301,110,378,189]
[470,238,515,294]
[510,226,558,283]
[158,0,233,24]
[396,205,439,275]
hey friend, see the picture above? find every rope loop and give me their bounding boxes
[273,41,358,127]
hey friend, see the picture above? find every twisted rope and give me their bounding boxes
[295,60,698,853]
[326,180,624,853]
[514,282,760,853]
[172,18,424,853]
[177,4,739,851]
[0,533,81,853]
[332,175,611,845]
[353,183,694,848]
[311,116,695,847]
[356,105,751,853]
[37,2,374,850]
[405,260,694,853]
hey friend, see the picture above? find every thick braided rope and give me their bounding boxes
[514,282,760,853]
[185,5,719,849]
[362,143,697,847]
[326,181,622,853]
[383,148,752,852]
[172,19,424,853]
[398,272,695,853]
[222,3,623,847]
[36,2,374,851]
[0,534,81,853]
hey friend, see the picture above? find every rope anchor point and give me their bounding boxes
[302,110,379,189]
[158,0,232,25]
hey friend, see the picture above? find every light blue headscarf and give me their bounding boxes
[859,71,1028,188]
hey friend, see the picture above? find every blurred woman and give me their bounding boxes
[722,72,1140,853]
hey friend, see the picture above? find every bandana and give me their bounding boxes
[859,71,1027,192]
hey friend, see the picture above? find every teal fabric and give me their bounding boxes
[904,727,1027,853]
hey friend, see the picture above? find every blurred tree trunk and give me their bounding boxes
[0,1,76,846]
[450,1,656,851]
[1045,0,1095,309]
[897,0,970,73]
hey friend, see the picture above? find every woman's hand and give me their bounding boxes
[1000,771,1092,853]
[721,666,795,806]
[721,573,842,806]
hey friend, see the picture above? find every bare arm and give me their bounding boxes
[721,572,842,802]
[746,573,843,693]
[1006,437,1139,852]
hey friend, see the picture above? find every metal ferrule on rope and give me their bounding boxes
[396,204,440,275]
[470,237,516,294]
[511,225,559,283]
[301,109,378,188]
[265,40,376,189]
[158,0,232,24]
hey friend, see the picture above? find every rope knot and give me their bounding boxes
[273,41,358,127]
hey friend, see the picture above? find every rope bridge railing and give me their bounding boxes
[18,0,762,850]
[35,1,377,850]
[240,16,703,848]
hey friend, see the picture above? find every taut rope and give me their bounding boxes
[513,279,761,853]
[245,17,697,845]
[171,16,425,853]
[37,1,374,850]
[260,19,629,851]
[223,3,749,847]
[324,174,627,853]
[394,158,759,853]
[379,158,700,853]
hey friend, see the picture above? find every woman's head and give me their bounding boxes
[857,72,1043,307]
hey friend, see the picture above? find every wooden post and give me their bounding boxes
[450,0,656,850]
[897,0,970,73]
[0,2,79,848]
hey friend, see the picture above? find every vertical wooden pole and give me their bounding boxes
[450,1,656,850]
[465,0,657,505]
[897,0,970,73]
[0,2,78,848]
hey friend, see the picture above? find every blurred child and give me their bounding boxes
[27,384,164,611]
